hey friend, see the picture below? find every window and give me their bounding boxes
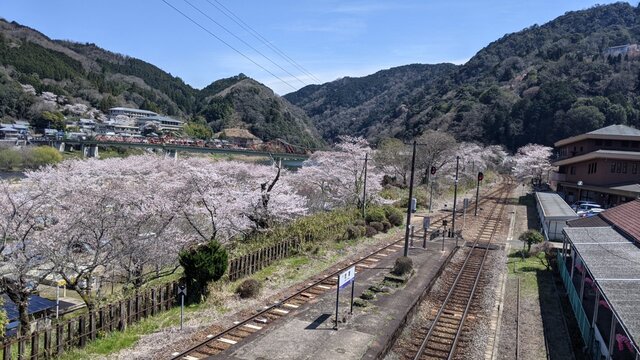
[588,162,598,174]
[632,163,638,175]
[622,162,628,174]
[595,139,603,146]
[570,166,576,175]
[616,162,622,173]
[580,146,584,152]
[632,141,639,148]
[621,141,629,148]
[611,162,616,173]
[605,140,613,146]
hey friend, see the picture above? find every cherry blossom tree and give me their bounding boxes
[0,181,50,335]
[511,144,554,183]
[293,136,383,211]
[415,130,458,185]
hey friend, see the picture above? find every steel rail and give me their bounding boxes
[412,180,513,360]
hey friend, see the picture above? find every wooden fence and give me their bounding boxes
[227,238,301,281]
[1,237,307,358]
[1,282,177,359]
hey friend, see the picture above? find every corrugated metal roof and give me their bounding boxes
[565,226,640,349]
[535,192,578,219]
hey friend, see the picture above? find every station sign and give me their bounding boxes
[338,266,356,289]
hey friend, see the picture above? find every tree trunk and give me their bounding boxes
[4,279,32,337]
[17,296,30,337]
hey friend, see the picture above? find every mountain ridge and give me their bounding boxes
[286,2,640,150]
[0,18,323,148]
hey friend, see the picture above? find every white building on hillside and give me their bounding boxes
[137,115,184,132]
[108,107,158,120]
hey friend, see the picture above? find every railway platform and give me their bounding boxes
[212,239,458,360]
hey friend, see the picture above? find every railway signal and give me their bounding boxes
[430,166,436,175]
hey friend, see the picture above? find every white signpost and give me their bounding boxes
[335,266,356,329]
[178,285,187,330]
[463,198,470,231]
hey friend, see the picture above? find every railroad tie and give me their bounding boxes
[300,292,315,299]
[217,337,237,345]
[244,324,263,330]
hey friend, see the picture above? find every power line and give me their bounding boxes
[161,0,298,92]
[182,0,308,87]
[206,0,322,84]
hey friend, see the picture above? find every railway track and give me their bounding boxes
[170,177,512,360]
[404,179,514,360]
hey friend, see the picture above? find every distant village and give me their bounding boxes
[0,105,272,150]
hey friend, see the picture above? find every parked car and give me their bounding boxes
[576,203,603,217]
[584,208,606,217]
[571,201,600,211]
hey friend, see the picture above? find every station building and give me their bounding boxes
[551,125,640,207]
[560,199,640,359]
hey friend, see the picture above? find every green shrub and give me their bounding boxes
[0,148,22,170]
[23,146,63,169]
[369,221,384,232]
[392,256,413,276]
[381,221,392,232]
[353,298,368,307]
[357,226,367,237]
[236,279,261,299]
[360,290,376,300]
[234,208,360,255]
[354,219,366,226]
[519,229,545,252]
[365,225,378,237]
[179,240,228,304]
[365,207,386,223]
[387,212,404,227]
[346,225,362,240]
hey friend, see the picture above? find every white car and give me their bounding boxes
[576,204,602,217]
[584,208,606,217]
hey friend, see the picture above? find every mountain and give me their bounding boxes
[199,75,322,148]
[0,19,322,148]
[286,2,640,150]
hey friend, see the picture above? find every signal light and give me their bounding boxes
[478,172,484,181]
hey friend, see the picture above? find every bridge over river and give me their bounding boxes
[35,139,311,167]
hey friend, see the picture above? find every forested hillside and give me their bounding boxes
[286,2,640,150]
[0,19,322,147]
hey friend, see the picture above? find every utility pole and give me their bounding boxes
[404,140,417,257]
[451,156,460,236]
[361,153,368,218]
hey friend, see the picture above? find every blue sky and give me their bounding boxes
[1,0,627,94]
